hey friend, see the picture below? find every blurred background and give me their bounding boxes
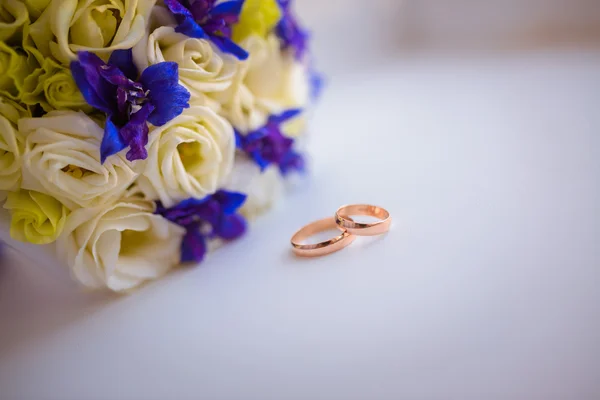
[297,0,600,73]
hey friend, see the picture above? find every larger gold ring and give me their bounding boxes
[291,217,356,257]
[335,204,391,236]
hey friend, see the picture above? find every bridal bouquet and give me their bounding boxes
[0,0,320,291]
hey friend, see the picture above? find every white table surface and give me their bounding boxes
[1,51,599,400]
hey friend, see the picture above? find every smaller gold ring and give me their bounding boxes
[291,217,356,257]
[335,204,391,236]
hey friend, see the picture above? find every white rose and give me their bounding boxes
[217,34,310,132]
[29,0,155,64]
[56,198,185,292]
[19,111,138,209]
[134,25,239,110]
[0,97,28,194]
[224,157,283,220]
[136,106,235,207]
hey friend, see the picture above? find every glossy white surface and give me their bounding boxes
[1,51,599,399]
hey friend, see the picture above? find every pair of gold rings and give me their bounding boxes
[291,204,392,257]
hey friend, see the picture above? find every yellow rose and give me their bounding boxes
[3,189,67,245]
[0,96,28,194]
[0,0,28,43]
[0,41,36,100]
[22,57,91,112]
[232,0,281,43]
[29,0,156,64]
[22,0,52,21]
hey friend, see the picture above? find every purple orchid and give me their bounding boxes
[235,109,305,175]
[275,0,308,60]
[70,50,190,163]
[156,190,247,263]
[164,0,249,60]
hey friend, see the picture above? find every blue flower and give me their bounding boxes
[275,0,308,60]
[164,0,249,60]
[235,109,305,175]
[70,50,191,163]
[309,64,324,101]
[155,190,247,263]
